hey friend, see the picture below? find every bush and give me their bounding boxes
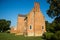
[55,31,60,40]
[43,32,54,40]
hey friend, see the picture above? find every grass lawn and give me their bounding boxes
[0,32,44,40]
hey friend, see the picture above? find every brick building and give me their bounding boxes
[10,26,16,33]
[10,2,46,36]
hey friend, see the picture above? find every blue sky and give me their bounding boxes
[0,0,54,26]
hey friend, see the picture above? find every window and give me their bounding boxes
[30,25,32,29]
[42,26,44,29]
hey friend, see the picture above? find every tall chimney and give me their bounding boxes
[34,2,40,12]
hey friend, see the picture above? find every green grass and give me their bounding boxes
[0,32,43,40]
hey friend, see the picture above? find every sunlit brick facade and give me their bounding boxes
[10,2,46,36]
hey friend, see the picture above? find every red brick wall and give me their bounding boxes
[16,16,25,35]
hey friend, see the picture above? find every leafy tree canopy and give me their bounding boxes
[0,19,11,32]
[47,0,60,18]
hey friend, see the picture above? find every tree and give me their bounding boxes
[43,0,60,40]
[45,21,51,32]
[0,19,11,32]
[46,0,60,34]
[52,16,60,31]
[47,0,60,18]
[45,21,55,33]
